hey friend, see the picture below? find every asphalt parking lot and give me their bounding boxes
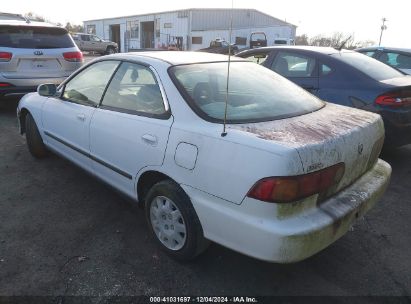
[0,99,410,301]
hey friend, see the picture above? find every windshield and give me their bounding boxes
[169,62,324,123]
[333,52,404,81]
[0,26,74,49]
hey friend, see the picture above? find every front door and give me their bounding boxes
[89,61,173,198]
[42,60,121,170]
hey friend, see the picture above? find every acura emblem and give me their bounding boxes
[34,51,43,56]
[358,144,364,155]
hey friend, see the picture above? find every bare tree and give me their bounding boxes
[65,22,84,33]
[297,32,375,50]
[295,34,309,46]
[24,12,46,22]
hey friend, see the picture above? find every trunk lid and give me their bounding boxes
[230,103,384,197]
[1,47,74,79]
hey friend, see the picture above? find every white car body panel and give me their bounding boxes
[42,97,95,171]
[90,108,173,199]
[17,52,392,262]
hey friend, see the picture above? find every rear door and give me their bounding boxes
[269,50,319,95]
[89,61,173,198]
[0,25,77,79]
[42,60,120,170]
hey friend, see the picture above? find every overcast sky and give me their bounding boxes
[3,0,410,47]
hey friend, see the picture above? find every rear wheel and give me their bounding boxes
[25,113,48,158]
[106,46,116,55]
[145,180,209,260]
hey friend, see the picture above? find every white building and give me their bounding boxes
[83,8,296,52]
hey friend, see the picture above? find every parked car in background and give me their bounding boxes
[356,46,411,75]
[0,19,83,99]
[198,39,238,55]
[237,46,411,147]
[17,51,391,263]
[71,33,118,55]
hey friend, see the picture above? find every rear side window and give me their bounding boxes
[0,25,75,49]
[101,62,167,117]
[333,52,404,81]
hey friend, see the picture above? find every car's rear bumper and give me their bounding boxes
[183,159,391,263]
[0,77,67,98]
[0,85,38,98]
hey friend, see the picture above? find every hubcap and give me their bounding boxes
[150,196,187,251]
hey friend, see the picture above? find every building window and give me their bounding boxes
[192,37,203,44]
[178,10,188,18]
[126,20,139,39]
[164,23,172,29]
[235,37,247,45]
[86,25,96,34]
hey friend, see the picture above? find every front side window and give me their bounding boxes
[90,35,101,42]
[271,52,316,78]
[169,62,324,123]
[101,62,166,116]
[62,61,120,106]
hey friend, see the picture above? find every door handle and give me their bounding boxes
[76,114,86,121]
[142,134,157,146]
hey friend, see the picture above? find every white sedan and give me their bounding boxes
[17,52,391,263]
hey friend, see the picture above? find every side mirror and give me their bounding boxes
[37,83,57,97]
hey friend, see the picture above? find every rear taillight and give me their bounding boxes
[375,90,411,107]
[63,51,83,62]
[247,163,345,203]
[0,52,12,62]
[0,82,13,87]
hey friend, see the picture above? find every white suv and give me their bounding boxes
[0,16,83,99]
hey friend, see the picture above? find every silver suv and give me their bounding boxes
[0,16,83,99]
[71,33,118,55]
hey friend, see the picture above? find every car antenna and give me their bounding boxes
[337,35,352,51]
[221,0,234,137]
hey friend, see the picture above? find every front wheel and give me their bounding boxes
[106,46,116,55]
[25,113,48,158]
[145,180,209,260]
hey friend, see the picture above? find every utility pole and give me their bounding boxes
[379,18,387,46]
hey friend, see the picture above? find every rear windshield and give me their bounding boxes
[333,52,404,81]
[0,25,74,49]
[169,62,324,123]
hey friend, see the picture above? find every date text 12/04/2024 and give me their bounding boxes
[149,297,258,303]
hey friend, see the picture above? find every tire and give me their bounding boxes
[106,46,116,55]
[25,113,48,158]
[145,180,209,260]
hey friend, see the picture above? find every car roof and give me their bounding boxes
[106,51,246,65]
[0,19,63,28]
[356,46,411,53]
[238,46,354,56]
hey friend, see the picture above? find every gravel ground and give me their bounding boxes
[0,100,410,301]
